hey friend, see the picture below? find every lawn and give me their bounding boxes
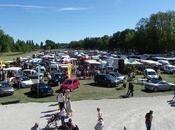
[0,74,174,103]
[0,51,39,61]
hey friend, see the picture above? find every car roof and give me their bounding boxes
[145,68,156,72]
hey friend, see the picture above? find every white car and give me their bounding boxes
[13,76,33,88]
[144,69,158,80]
[163,65,175,74]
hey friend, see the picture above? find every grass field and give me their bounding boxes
[0,74,174,103]
[0,51,39,61]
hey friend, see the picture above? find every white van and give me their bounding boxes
[144,68,158,80]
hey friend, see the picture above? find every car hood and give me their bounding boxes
[0,87,14,92]
[22,80,33,85]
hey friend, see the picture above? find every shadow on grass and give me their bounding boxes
[24,91,54,98]
[141,89,154,93]
[84,82,116,88]
[24,91,38,98]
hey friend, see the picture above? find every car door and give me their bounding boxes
[73,80,78,89]
[159,81,169,90]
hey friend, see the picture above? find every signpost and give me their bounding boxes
[37,64,41,97]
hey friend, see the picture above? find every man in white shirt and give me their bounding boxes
[57,92,65,110]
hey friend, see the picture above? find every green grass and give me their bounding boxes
[0,51,39,61]
[0,74,174,103]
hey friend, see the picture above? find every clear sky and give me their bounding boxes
[0,0,175,43]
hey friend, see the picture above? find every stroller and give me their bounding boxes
[46,113,60,128]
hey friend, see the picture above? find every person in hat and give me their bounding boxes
[145,110,153,130]
[97,107,103,121]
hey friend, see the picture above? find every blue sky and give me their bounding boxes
[0,0,175,43]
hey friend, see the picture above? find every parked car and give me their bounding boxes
[12,76,33,88]
[94,74,119,87]
[48,72,68,86]
[144,79,175,92]
[162,65,175,74]
[144,68,158,80]
[60,78,80,91]
[31,83,53,97]
[23,69,43,79]
[108,72,125,84]
[0,81,14,96]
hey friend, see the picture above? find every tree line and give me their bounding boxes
[69,11,175,54]
[1,11,175,54]
[0,30,60,53]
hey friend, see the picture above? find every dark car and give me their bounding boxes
[94,74,118,87]
[0,81,14,96]
[31,83,53,97]
[48,73,68,86]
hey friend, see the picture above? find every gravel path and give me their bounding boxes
[0,95,175,130]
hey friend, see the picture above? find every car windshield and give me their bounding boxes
[64,80,72,85]
[113,72,121,77]
[21,77,30,81]
[0,82,9,87]
[148,71,156,75]
[107,75,115,80]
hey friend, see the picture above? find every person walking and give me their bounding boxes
[59,108,67,125]
[97,107,103,121]
[94,118,104,130]
[145,110,153,130]
[126,81,134,97]
[122,76,127,88]
[57,92,65,110]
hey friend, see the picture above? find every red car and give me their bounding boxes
[60,78,80,91]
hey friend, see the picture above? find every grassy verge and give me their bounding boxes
[0,74,174,103]
[0,51,40,61]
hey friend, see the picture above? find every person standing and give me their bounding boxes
[145,110,153,130]
[65,97,72,117]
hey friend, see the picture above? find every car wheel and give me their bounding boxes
[153,87,158,92]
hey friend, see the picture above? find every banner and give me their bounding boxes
[68,63,72,79]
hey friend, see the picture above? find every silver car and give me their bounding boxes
[144,80,175,92]
[0,81,14,96]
